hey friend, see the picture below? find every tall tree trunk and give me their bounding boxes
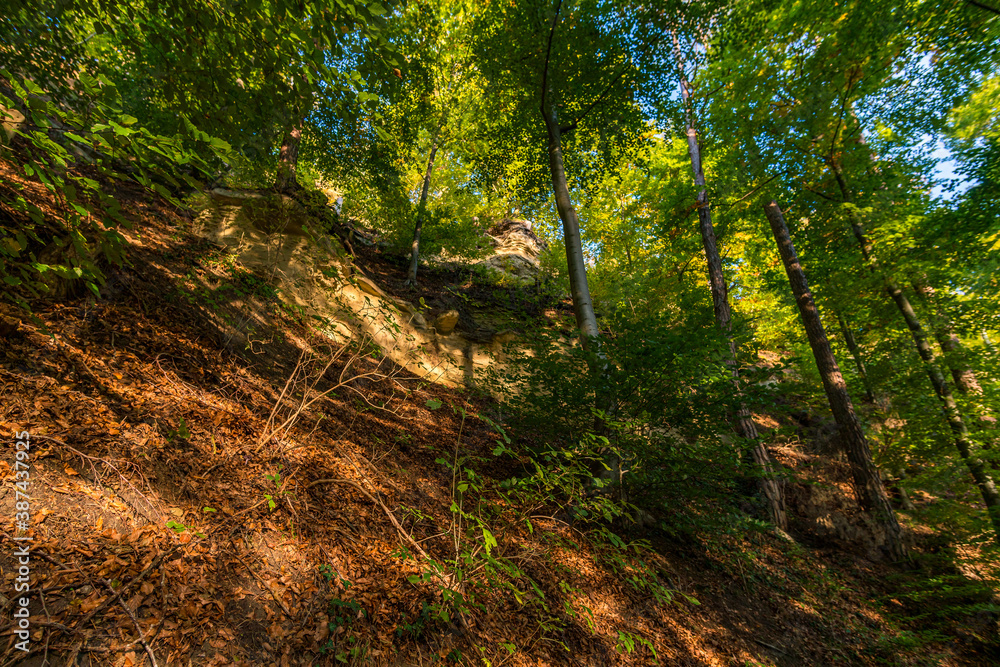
[275,111,304,193]
[542,91,619,485]
[539,0,600,344]
[406,116,446,286]
[829,159,1000,542]
[540,3,619,497]
[912,279,982,395]
[835,311,876,403]
[913,278,998,469]
[764,200,906,560]
[673,33,786,530]
[541,96,600,343]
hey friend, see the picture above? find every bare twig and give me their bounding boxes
[752,638,788,655]
[73,543,184,633]
[307,477,452,588]
[101,578,158,667]
[238,559,293,618]
[32,434,159,522]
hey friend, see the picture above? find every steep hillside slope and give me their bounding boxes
[1,168,997,666]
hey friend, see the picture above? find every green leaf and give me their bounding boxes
[482,527,497,555]
[22,78,43,95]
[209,136,231,151]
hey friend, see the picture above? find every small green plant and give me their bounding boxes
[166,417,191,442]
[616,630,659,663]
[263,464,292,511]
[395,600,435,640]
[318,574,368,663]
[166,519,205,539]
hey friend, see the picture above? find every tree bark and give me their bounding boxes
[406,116,446,286]
[673,32,786,530]
[764,200,906,560]
[541,96,601,343]
[829,159,1000,542]
[275,111,304,193]
[539,2,620,497]
[912,279,982,395]
[835,311,876,403]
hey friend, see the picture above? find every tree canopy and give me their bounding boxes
[3,0,1000,660]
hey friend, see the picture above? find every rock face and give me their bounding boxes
[475,219,548,285]
[191,191,518,387]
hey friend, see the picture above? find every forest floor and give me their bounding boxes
[1,164,998,666]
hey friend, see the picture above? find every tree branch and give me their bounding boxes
[567,52,639,131]
[966,0,1000,15]
[722,171,788,210]
[827,68,860,162]
[539,0,565,116]
[802,183,839,202]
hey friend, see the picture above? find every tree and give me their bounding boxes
[406,113,445,284]
[703,0,1000,540]
[765,200,906,559]
[667,24,786,530]
[912,279,983,397]
[835,311,877,403]
[401,1,478,285]
[829,157,1000,542]
[90,0,395,190]
[475,0,649,350]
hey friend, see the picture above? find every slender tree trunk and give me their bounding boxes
[673,33,786,530]
[830,160,1000,542]
[912,279,982,395]
[890,469,917,511]
[836,311,876,403]
[406,116,446,286]
[542,91,619,487]
[913,278,998,470]
[275,111,304,193]
[540,3,618,496]
[539,0,599,345]
[541,97,600,342]
[764,200,906,560]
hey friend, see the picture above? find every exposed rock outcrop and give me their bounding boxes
[191,191,518,387]
[474,218,548,286]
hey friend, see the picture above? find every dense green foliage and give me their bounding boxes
[3,0,1000,654]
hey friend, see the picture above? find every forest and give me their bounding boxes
[1,0,999,665]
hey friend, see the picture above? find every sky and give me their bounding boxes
[930,140,974,201]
